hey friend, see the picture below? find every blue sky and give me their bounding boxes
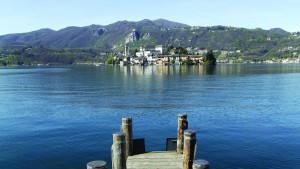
[0,0,299,35]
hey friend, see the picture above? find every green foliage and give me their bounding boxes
[106,54,120,65]
[176,47,188,55]
[0,46,103,65]
[226,52,243,58]
[106,54,115,64]
[0,57,7,66]
[167,46,188,55]
[205,50,216,64]
[0,55,29,65]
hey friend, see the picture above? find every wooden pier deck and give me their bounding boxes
[102,115,209,169]
[127,151,183,169]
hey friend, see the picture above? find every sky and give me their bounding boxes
[0,0,299,35]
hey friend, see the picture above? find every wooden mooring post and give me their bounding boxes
[177,114,188,154]
[120,117,133,158]
[183,130,196,169]
[111,132,126,169]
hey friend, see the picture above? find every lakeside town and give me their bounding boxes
[104,44,300,66]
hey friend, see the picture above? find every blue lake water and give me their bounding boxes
[0,64,300,169]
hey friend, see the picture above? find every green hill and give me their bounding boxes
[0,19,299,59]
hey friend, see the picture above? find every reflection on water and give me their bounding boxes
[113,64,300,76]
[119,65,217,76]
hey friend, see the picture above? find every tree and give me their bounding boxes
[205,50,216,65]
[106,54,114,64]
[177,47,188,55]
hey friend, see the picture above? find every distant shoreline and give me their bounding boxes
[1,61,299,68]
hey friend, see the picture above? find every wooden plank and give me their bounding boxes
[127,151,183,169]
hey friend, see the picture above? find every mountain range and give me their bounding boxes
[0,19,299,58]
[0,19,188,49]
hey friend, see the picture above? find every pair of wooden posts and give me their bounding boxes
[87,115,209,169]
[178,114,210,169]
[111,117,132,169]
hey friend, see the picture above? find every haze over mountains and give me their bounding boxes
[0,19,299,58]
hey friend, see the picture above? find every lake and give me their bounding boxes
[0,64,300,169]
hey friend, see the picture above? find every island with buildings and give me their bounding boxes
[120,44,206,66]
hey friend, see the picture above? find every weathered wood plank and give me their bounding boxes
[127,151,183,169]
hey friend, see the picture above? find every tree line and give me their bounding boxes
[0,46,104,66]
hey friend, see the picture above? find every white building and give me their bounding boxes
[135,45,163,64]
[155,45,163,54]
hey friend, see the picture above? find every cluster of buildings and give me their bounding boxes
[121,45,203,66]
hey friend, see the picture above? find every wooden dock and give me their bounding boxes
[127,151,183,169]
[87,115,210,169]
